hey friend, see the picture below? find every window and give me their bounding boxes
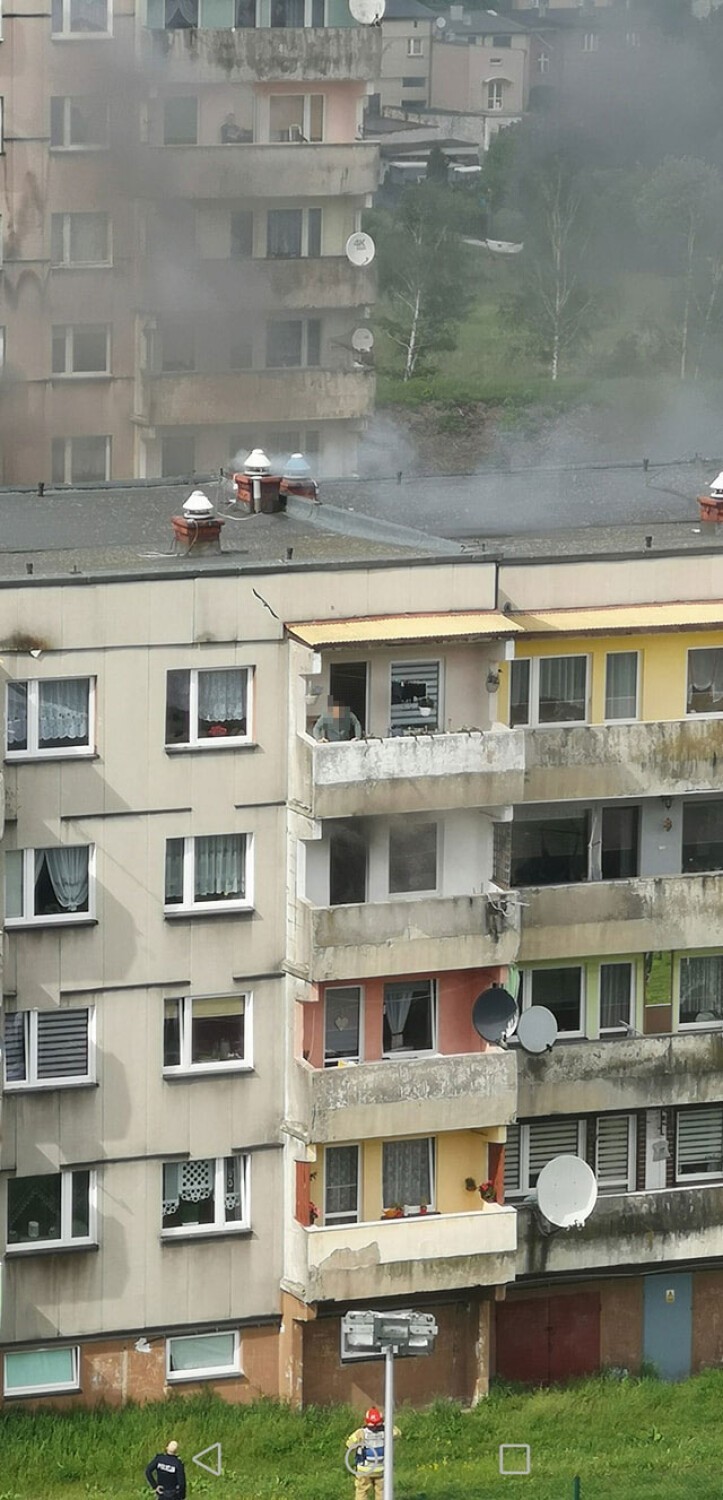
[4,1008,93,1088]
[383,980,435,1054]
[382,1138,433,1212]
[7,1169,95,1250]
[6,678,93,756]
[52,324,110,376]
[166,1332,240,1382]
[676,1106,723,1180]
[522,967,583,1035]
[402,75,426,87]
[165,668,251,745]
[229,334,253,370]
[504,1117,585,1196]
[388,822,437,894]
[52,0,111,34]
[683,799,723,874]
[679,954,723,1027]
[266,207,321,259]
[6,846,93,926]
[164,834,252,913]
[599,962,633,1033]
[161,432,195,477]
[268,93,323,143]
[511,813,589,887]
[164,994,250,1071]
[163,96,198,145]
[582,31,598,51]
[51,212,110,266]
[390,661,440,735]
[601,805,639,880]
[161,1155,249,1235]
[487,79,504,110]
[407,36,423,55]
[595,1115,636,1192]
[625,31,639,46]
[687,648,723,715]
[324,1144,360,1224]
[50,96,108,148]
[159,323,195,373]
[0,328,5,369]
[4,1347,80,1397]
[270,0,324,24]
[164,0,198,26]
[231,210,253,259]
[324,986,361,1065]
[51,436,111,483]
[510,656,588,727]
[605,652,638,720]
[265,319,320,368]
[537,50,549,73]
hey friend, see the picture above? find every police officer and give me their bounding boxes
[145,1441,186,1500]
[345,1408,400,1500]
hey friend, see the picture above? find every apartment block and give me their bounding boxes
[0,0,379,486]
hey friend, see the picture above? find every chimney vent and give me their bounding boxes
[232,447,284,513]
[172,489,225,553]
[698,472,723,522]
[280,452,318,504]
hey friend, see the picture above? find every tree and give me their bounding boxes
[637,156,723,379]
[370,183,476,381]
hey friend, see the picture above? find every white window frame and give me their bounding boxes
[603,651,640,723]
[487,79,504,111]
[161,1154,250,1238]
[163,993,252,1075]
[165,667,254,749]
[381,1135,436,1215]
[582,31,598,51]
[265,207,322,260]
[4,1347,80,1397]
[51,436,111,484]
[165,1330,241,1383]
[407,36,423,55]
[506,1118,586,1198]
[537,50,549,73]
[389,658,443,736]
[686,646,723,719]
[382,978,437,1059]
[521,965,585,1038]
[676,950,723,1030]
[4,1007,95,1090]
[6,1169,97,1255]
[264,317,321,370]
[52,0,112,37]
[676,1105,723,1183]
[5,845,96,928]
[268,93,324,143]
[323,1143,361,1225]
[599,960,635,1035]
[51,96,109,150]
[52,324,111,378]
[6,678,96,759]
[163,834,253,916]
[323,984,364,1066]
[51,212,111,267]
[595,1113,636,1192]
[510,654,590,728]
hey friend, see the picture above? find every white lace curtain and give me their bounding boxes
[689,649,723,705]
[7,680,89,746]
[382,1139,431,1209]
[605,654,637,720]
[680,956,723,1022]
[165,835,246,902]
[198,671,246,726]
[384,988,413,1048]
[600,963,631,1029]
[163,1159,242,1221]
[37,848,89,911]
[539,657,586,709]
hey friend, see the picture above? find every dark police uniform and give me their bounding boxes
[145,1452,186,1500]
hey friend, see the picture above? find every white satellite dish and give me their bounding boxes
[517,1006,558,1055]
[435,13,446,26]
[349,0,385,22]
[346,231,376,267]
[351,327,374,352]
[536,1156,598,1230]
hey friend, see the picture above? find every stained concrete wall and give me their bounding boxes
[301,1297,489,1407]
[516,1031,723,1119]
[306,1047,516,1141]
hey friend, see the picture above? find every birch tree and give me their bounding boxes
[638,156,723,381]
[372,184,475,381]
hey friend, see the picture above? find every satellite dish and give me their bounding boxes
[351,326,374,352]
[536,1156,598,1230]
[517,1006,558,1055]
[435,13,446,26]
[346,231,376,267]
[472,985,518,1046]
[349,0,385,22]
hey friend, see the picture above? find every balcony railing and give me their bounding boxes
[138,142,379,201]
[516,1030,723,1120]
[140,26,381,83]
[519,873,723,962]
[515,1184,723,1278]
[150,368,373,426]
[304,1204,517,1301]
[304,1049,517,1142]
[310,892,520,981]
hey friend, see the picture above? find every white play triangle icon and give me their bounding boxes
[192,1444,222,1476]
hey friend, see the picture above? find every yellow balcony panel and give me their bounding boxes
[311,894,520,982]
[306,1049,517,1144]
[304,1204,517,1302]
[519,874,723,963]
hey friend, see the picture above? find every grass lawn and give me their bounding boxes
[2,1372,723,1500]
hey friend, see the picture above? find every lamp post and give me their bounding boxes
[341,1310,438,1500]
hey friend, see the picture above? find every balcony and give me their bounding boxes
[150,368,373,426]
[140,26,381,83]
[515,1185,723,1279]
[522,718,723,804]
[309,893,520,981]
[310,731,525,819]
[303,1204,518,1302]
[516,1031,723,1121]
[304,1049,517,1143]
[519,873,723,963]
[139,143,379,201]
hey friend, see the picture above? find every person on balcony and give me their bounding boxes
[346,1407,400,1500]
[312,696,362,743]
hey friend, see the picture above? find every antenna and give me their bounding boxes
[516,1006,558,1055]
[351,327,375,352]
[349,0,386,22]
[471,985,518,1046]
[346,231,376,267]
[536,1156,598,1231]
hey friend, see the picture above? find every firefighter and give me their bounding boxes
[345,1407,400,1500]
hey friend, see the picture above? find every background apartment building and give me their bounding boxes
[0,0,379,486]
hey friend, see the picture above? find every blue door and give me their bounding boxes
[643,1273,692,1381]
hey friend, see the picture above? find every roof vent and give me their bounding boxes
[183,489,216,520]
[698,472,723,522]
[244,448,272,477]
[172,489,225,553]
[280,452,319,504]
[232,448,283,513]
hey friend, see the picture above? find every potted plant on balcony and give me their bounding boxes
[308,1202,319,1226]
[478,1180,497,1205]
[381,1203,404,1219]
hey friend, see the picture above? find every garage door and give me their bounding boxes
[496,1292,601,1384]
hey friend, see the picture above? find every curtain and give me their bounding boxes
[198,671,246,727]
[163,1163,181,1218]
[224,1156,242,1220]
[600,963,632,1030]
[164,0,199,25]
[539,657,586,720]
[180,1158,214,1202]
[267,210,303,258]
[689,649,723,703]
[39,680,89,744]
[7,683,27,747]
[384,988,413,1049]
[325,1145,358,1218]
[680,956,723,1023]
[41,848,88,911]
[194,835,245,899]
[605,653,637,720]
[165,839,184,902]
[68,0,108,33]
[382,1139,431,1208]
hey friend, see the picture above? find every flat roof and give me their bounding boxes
[287,610,521,648]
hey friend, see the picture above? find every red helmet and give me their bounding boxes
[365,1408,383,1429]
